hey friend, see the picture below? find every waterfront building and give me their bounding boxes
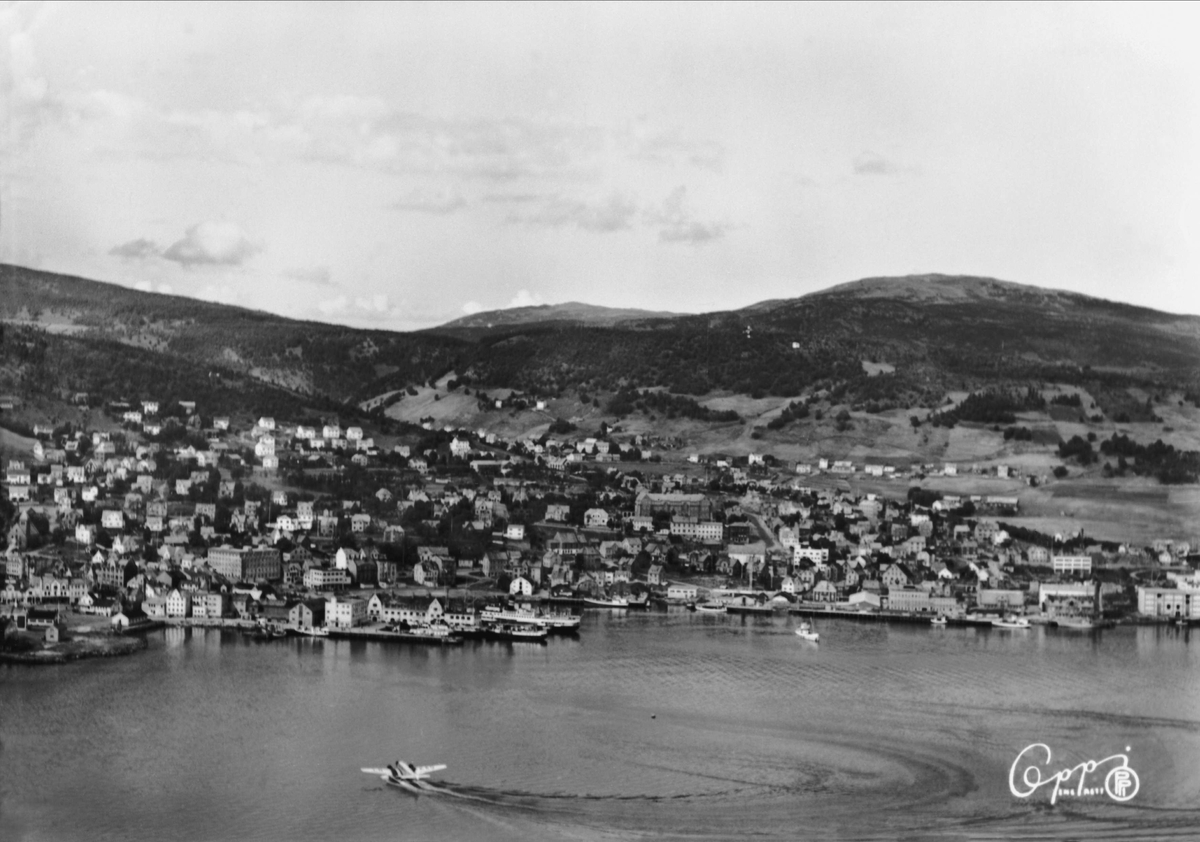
[325,596,367,628]
[1137,586,1200,620]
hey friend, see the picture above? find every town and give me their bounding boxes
[2,396,1198,659]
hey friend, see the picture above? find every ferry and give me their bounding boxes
[582,596,630,609]
[795,621,819,642]
[482,622,549,642]
[479,604,581,633]
[991,616,1031,630]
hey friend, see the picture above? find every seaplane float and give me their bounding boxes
[361,760,447,793]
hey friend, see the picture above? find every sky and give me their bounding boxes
[2,1,1199,329]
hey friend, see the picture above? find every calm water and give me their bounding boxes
[3,612,1200,841]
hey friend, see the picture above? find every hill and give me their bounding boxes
[429,302,681,339]
[2,264,1199,431]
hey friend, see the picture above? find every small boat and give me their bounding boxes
[930,616,948,627]
[694,601,728,614]
[992,616,1031,630]
[795,621,819,642]
[293,626,329,638]
[1054,616,1098,630]
[582,596,630,609]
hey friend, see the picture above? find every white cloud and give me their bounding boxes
[390,188,467,214]
[284,266,334,286]
[507,289,543,308]
[162,221,261,267]
[462,300,484,315]
[508,192,637,232]
[649,186,729,245]
[317,295,348,314]
[355,294,390,313]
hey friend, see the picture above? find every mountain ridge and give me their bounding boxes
[2,264,1198,423]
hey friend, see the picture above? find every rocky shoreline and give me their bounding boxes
[0,634,147,666]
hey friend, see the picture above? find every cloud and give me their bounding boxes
[853,151,900,176]
[633,128,726,172]
[162,221,260,267]
[109,238,160,260]
[390,188,467,214]
[283,266,334,286]
[507,289,543,308]
[462,301,484,315]
[649,186,729,245]
[317,295,348,315]
[509,192,637,232]
[131,279,174,295]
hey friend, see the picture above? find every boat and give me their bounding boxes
[582,596,630,609]
[694,601,728,614]
[479,604,581,633]
[482,622,549,642]
[930,616,948,627]
[292,626,329,638]
[992,616,1031,630]
[1054,616,1099,630]
[795,621,819,642]
[361,760,446,793]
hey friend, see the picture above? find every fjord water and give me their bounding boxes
[3,613,1200,842]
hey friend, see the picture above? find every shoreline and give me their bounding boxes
[0,633,148,666]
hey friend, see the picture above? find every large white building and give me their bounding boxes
[304,567,349,590]
[325,596,367,628]
[1052,555,1092,575]
[1138,587,1200,620]
[670,518,724,542]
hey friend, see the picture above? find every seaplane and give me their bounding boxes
[361,760,447,792]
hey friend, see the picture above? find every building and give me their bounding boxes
[1052,555,1092,575]
[289,599,326,629]
[325,596,367,629]
[634,492,713,520]
[304,567,349,590]
[1137,586,1200,620]
[669,518,724,542]
[207,546,283,583]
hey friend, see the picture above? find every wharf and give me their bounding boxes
[325,627,463,645]
[787,606,995,627]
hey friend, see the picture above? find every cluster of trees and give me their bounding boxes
[1098,433,1200,484]
[605,388,739,422]
[766,400,810,431]
[929,387,1045,427]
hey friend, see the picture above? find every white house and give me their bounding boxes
[509,575,534,596]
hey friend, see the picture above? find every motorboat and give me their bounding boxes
[930,616,948,627]
[992,616,1031,630]
[795,621,819,642]
[582,596,630,609]
[293,626,329,638]
[1054,616,1099,630]
[362,760,447,792]
[694,602,728,614]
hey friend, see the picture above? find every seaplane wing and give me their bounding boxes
[412,764,446,778]
[361,768,391,776]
